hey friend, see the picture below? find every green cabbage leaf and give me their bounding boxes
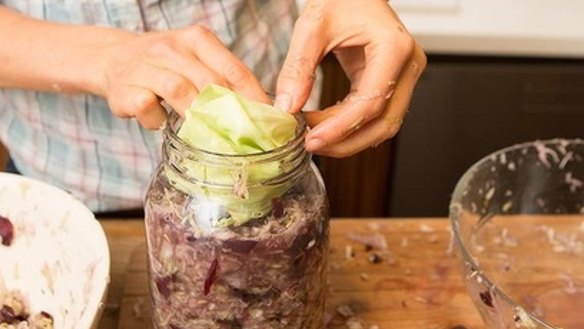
[171,84,298,227]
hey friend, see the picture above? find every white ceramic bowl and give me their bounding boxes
[0,173,110,329]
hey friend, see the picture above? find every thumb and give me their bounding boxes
[275,19,326,113]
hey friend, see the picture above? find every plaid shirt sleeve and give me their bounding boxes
[0,0,302,212]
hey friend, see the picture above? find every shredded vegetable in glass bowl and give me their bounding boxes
[450,139,584,329]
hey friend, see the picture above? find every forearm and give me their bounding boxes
[0,6,133,95]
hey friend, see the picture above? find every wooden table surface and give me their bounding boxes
[98,218,484,329]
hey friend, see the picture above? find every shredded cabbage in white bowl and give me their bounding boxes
[0,173,110,329]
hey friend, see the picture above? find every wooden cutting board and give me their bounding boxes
[117,219,484,329]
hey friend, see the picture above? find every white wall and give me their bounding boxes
[392,0,584,58]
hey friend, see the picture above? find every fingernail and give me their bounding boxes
[386,81,396,100]
[349,117,364,132]
[274,93,292,112]
[306,124,327,140]
[306,138,327,152]
[157,120,167,131]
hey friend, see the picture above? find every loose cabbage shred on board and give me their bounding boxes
[172,84,298,227]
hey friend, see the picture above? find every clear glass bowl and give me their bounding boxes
[450,139,584,329]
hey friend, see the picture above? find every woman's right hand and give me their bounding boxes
[96,25,269,130]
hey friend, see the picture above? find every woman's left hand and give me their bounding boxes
[275,0,426,157]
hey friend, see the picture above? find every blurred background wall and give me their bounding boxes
[319,0,584,217]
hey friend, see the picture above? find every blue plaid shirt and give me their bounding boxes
[0,0,304,212]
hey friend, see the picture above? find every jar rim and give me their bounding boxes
[162,110,311,189]
[164,111,308,165]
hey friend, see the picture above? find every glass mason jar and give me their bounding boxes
[144,111,330,329]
